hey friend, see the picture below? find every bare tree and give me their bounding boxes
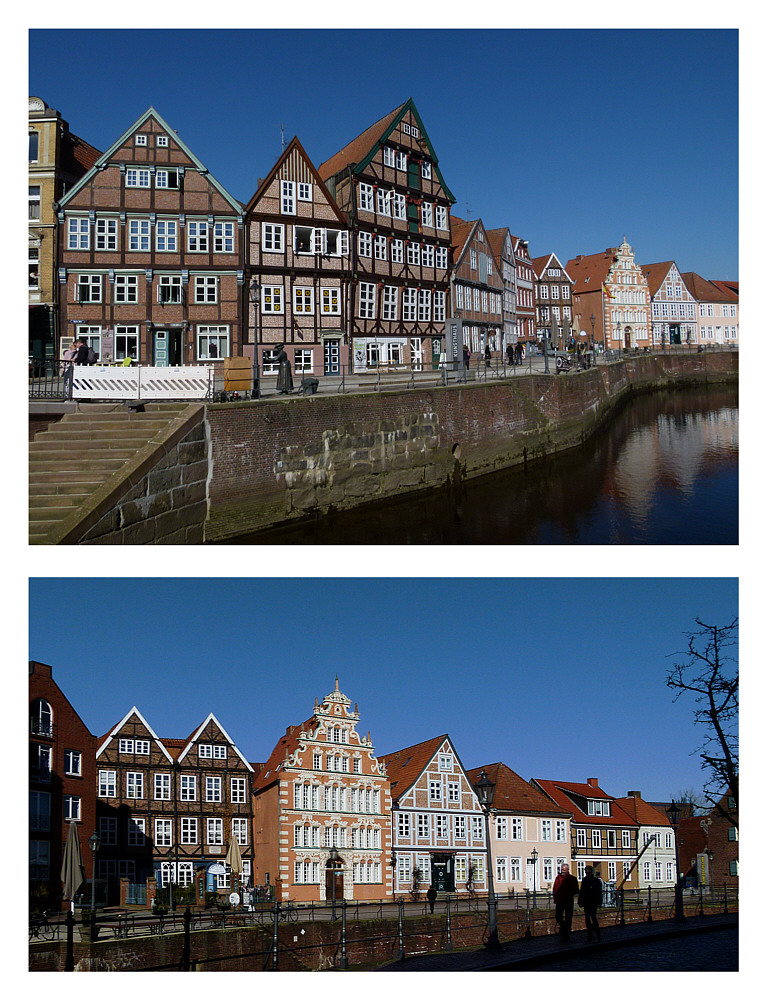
[667,617,738,825]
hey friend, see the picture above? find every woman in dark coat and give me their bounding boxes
[274,343,293,394]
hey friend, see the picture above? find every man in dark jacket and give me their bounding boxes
[552,863,580,942]
[578,865,603,941]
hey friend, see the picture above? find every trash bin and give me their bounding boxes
[300,377,319,395]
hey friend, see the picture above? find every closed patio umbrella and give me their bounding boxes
[226,837,244,903]
[61,821,85,911]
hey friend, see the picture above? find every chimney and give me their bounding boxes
[587,778,599,787]
[29,660,53,678]
[627,790,641,798]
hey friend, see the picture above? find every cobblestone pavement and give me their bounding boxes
[376,914,738,972]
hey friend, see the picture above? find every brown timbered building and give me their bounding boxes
[449,217,504,362]
[532,252,575,349]
[486,227,519,353]
[244,137,351,379]
[513,236,536,343]
[318,98,455,373]
[95,707,254,903]
[56,107,245,368]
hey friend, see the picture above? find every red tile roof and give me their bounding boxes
[709,279,739,302]
[680,271,736,303]
[639,261,675,297]
[380,734,450,802]
[615,794,671,826]
[252,717,315,791]
[466,763,570,815]
[534,778,638,826]
[69,132,101,173]
[317,102,407,181]
[449,216,475,256]
[565,249,618,294]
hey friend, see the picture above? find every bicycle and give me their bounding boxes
[29,909,55,941]
[278,903,298,922]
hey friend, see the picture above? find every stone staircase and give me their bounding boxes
[29,403,191,544]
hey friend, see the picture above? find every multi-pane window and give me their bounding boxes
[297,182,312,201]
[374,235,387,260]
[128,219,150,251]
[455,815,466,839]
[321,287,341,314]
[359,183,374,211]
[67,218,90,250]
[496,816,508,840]
[155,220,177,252]
[435,815,448,838]
[496,856,507,882]
[396,151,407,171]
[541,819,553,842]
[114,275,138,303]
[391,239,404,263]
[403,288,417,321]
[281,180,296,214]
[294,286,314,313]
[417,813,430,838]
[422,161,432,180]
[407,242,420,266]
[393,193,406,220]
[434,291,446,322]
[577,828,587,848]
[232,817,249,845]
[205,776,223,802]
[262,223,284,252]
[358,283,376,319]
[418,289,431,321]
[155,819,172,847]
[397,813,411,838]
[154,773,171,800]
[96,218,118,250]
[98,769,116,797]
[128,818,146,846]
[447,782,460,803]
[621,830,631,849]
[99,817,117,845]
[187,221,209,252]
[126,772,144,799]
[435,206,448,230]
[213,222,235,253]
[64,751,82,776]
[198,326,229,360]
[383,146,395,167]
[155,168,179,189]
[591,829,601,849]
[76,274,102,304]
[421,244,434,268]
[555,820,567,842]
[261,286,283,313]
[158,275,182,303]
[230,777,247,803]
[377,188,391,215]
[194,276,217,303]
[207,818,223,845]
[29,186,41,221]
[181,818,198,845]
[358,231,372,257]
[63,795,81,821]
[435,246,448,270]
[126,168,151,188]
[382,285,398,321]
[180,775,197,801]
[421,202,433,227]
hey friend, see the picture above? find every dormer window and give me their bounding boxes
[587,799,610,816]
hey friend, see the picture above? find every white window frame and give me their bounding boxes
[205,775,223,803]
[382,285,398,321]
[359,183,374,212]
[125,167,151,188]
[391,239,404,263]
[126,771,144,799]
[194,275,218,303]
[128,219,151,252]
[403,288,417,321]
[67,217,90,250]
[155,168,179,189]
[294,286,315,314]
[114,275,139,303]
[281,180,296,215]
[64,750,82,776]
[158,275,182,304]
[321,286,341,315]
[155,220,177,252]
[435,205,448,230]
[358,282,376,319]
[63,795,81,822]
[261,286,284,314]
[95,218,118,250]
[262,223,285,252]
[155,818,173,847]
[187,220,209,252]
[179,774,197,801]
[180,817,198,845]
[213,221,235,253]
[207,817,224,846]
[154,773,171,800]
[197,325,229,360]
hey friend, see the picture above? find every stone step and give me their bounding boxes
[29,457,129,473]
[42,421,169,435]
[29,494,89,510]
[30,438,152,452]
[29,470,112,486]
[29,505,80,521]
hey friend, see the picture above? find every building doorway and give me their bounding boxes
[324,338,341,375]
[430,854,455,892]
[153,328,182,366]
[669,324,682,345]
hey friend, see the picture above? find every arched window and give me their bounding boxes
[30,698,53,736]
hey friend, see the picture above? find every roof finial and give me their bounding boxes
[335,676,340,691]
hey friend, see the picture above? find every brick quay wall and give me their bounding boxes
[205,351,737,541]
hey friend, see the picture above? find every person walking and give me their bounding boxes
[552,863,579,942]
[578,865,603,941]
[426,886,437,914]
[463,343,470,369]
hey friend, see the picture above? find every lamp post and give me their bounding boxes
[473,769,500,949]
[705,847,714,898]
[530,848,538,894]
[666,801,685,921]
[88,831,101,940]
[589,313,596,357]
[248,279,261,398]
[329,846,339,921]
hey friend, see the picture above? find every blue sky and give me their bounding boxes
[29,577,737,803]
[28,27,738,279]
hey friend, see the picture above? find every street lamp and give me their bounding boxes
[248,279,261,398]
[473,769,500,949]
[530,848,538,893]
[88,831,101,940]
[705,847,714,897]
[329,846,339,921]
[589,313,596,356]
[666,801,685,921]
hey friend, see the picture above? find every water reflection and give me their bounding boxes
[223,385,738,545]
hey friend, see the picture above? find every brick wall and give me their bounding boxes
[206,351,737,541]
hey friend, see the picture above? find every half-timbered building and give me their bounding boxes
[318,98,455,373]
[252,680,392,903]
[532,253,575,349]
[95,707,254,903]
[512,236,536,343]
[486,227,519,353]
[449,217,505,362]
[244,137,351,380]
[641,261,697,347]
[568,238,651,351]
[381,735,487,897]
[531,777,640,888]
[466,763,572,894]
[56,107,245,368]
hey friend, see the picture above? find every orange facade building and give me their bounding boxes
[252,680,392,903]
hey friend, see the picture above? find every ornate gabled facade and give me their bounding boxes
[641,261,697,347]
[29,96,100,368]
[568,238,651,351]
[244,136,351,379]
[532,252,575,349]
[531,777,640,888]
[381,735,487,896]
[318,98,455,373]
[252,680,392,903]
[95,707,253,903]
[486,227,519,351]
[449,217,505,361]
[512,236,536,342]
[466,763,572,893]
[57,107,245,367]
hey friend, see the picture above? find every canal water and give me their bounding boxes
[225,384,738,545]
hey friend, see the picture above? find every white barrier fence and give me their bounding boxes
[72,365,214,401]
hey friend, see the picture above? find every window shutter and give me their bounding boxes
[339,231,349,256]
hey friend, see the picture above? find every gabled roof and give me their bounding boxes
[96,705,174,762]
[252,715,316,792]
[531,252,573,283]
[176,712,254,771]
[485,227,512,260]
[58,106,243,214]
[68,132,102,174]
[466,763,570,816]
[640,261,677,296]
[533,778,639,826]
[615,795,671,826]
[566,249,618,294]
[449,216,477,258]
[380,734,454,802]
[243,135,347,226]
[317,97,455,202]
[709,279,739,302]
[680,271,735,303]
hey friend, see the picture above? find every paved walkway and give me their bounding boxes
[375,913,738,971]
